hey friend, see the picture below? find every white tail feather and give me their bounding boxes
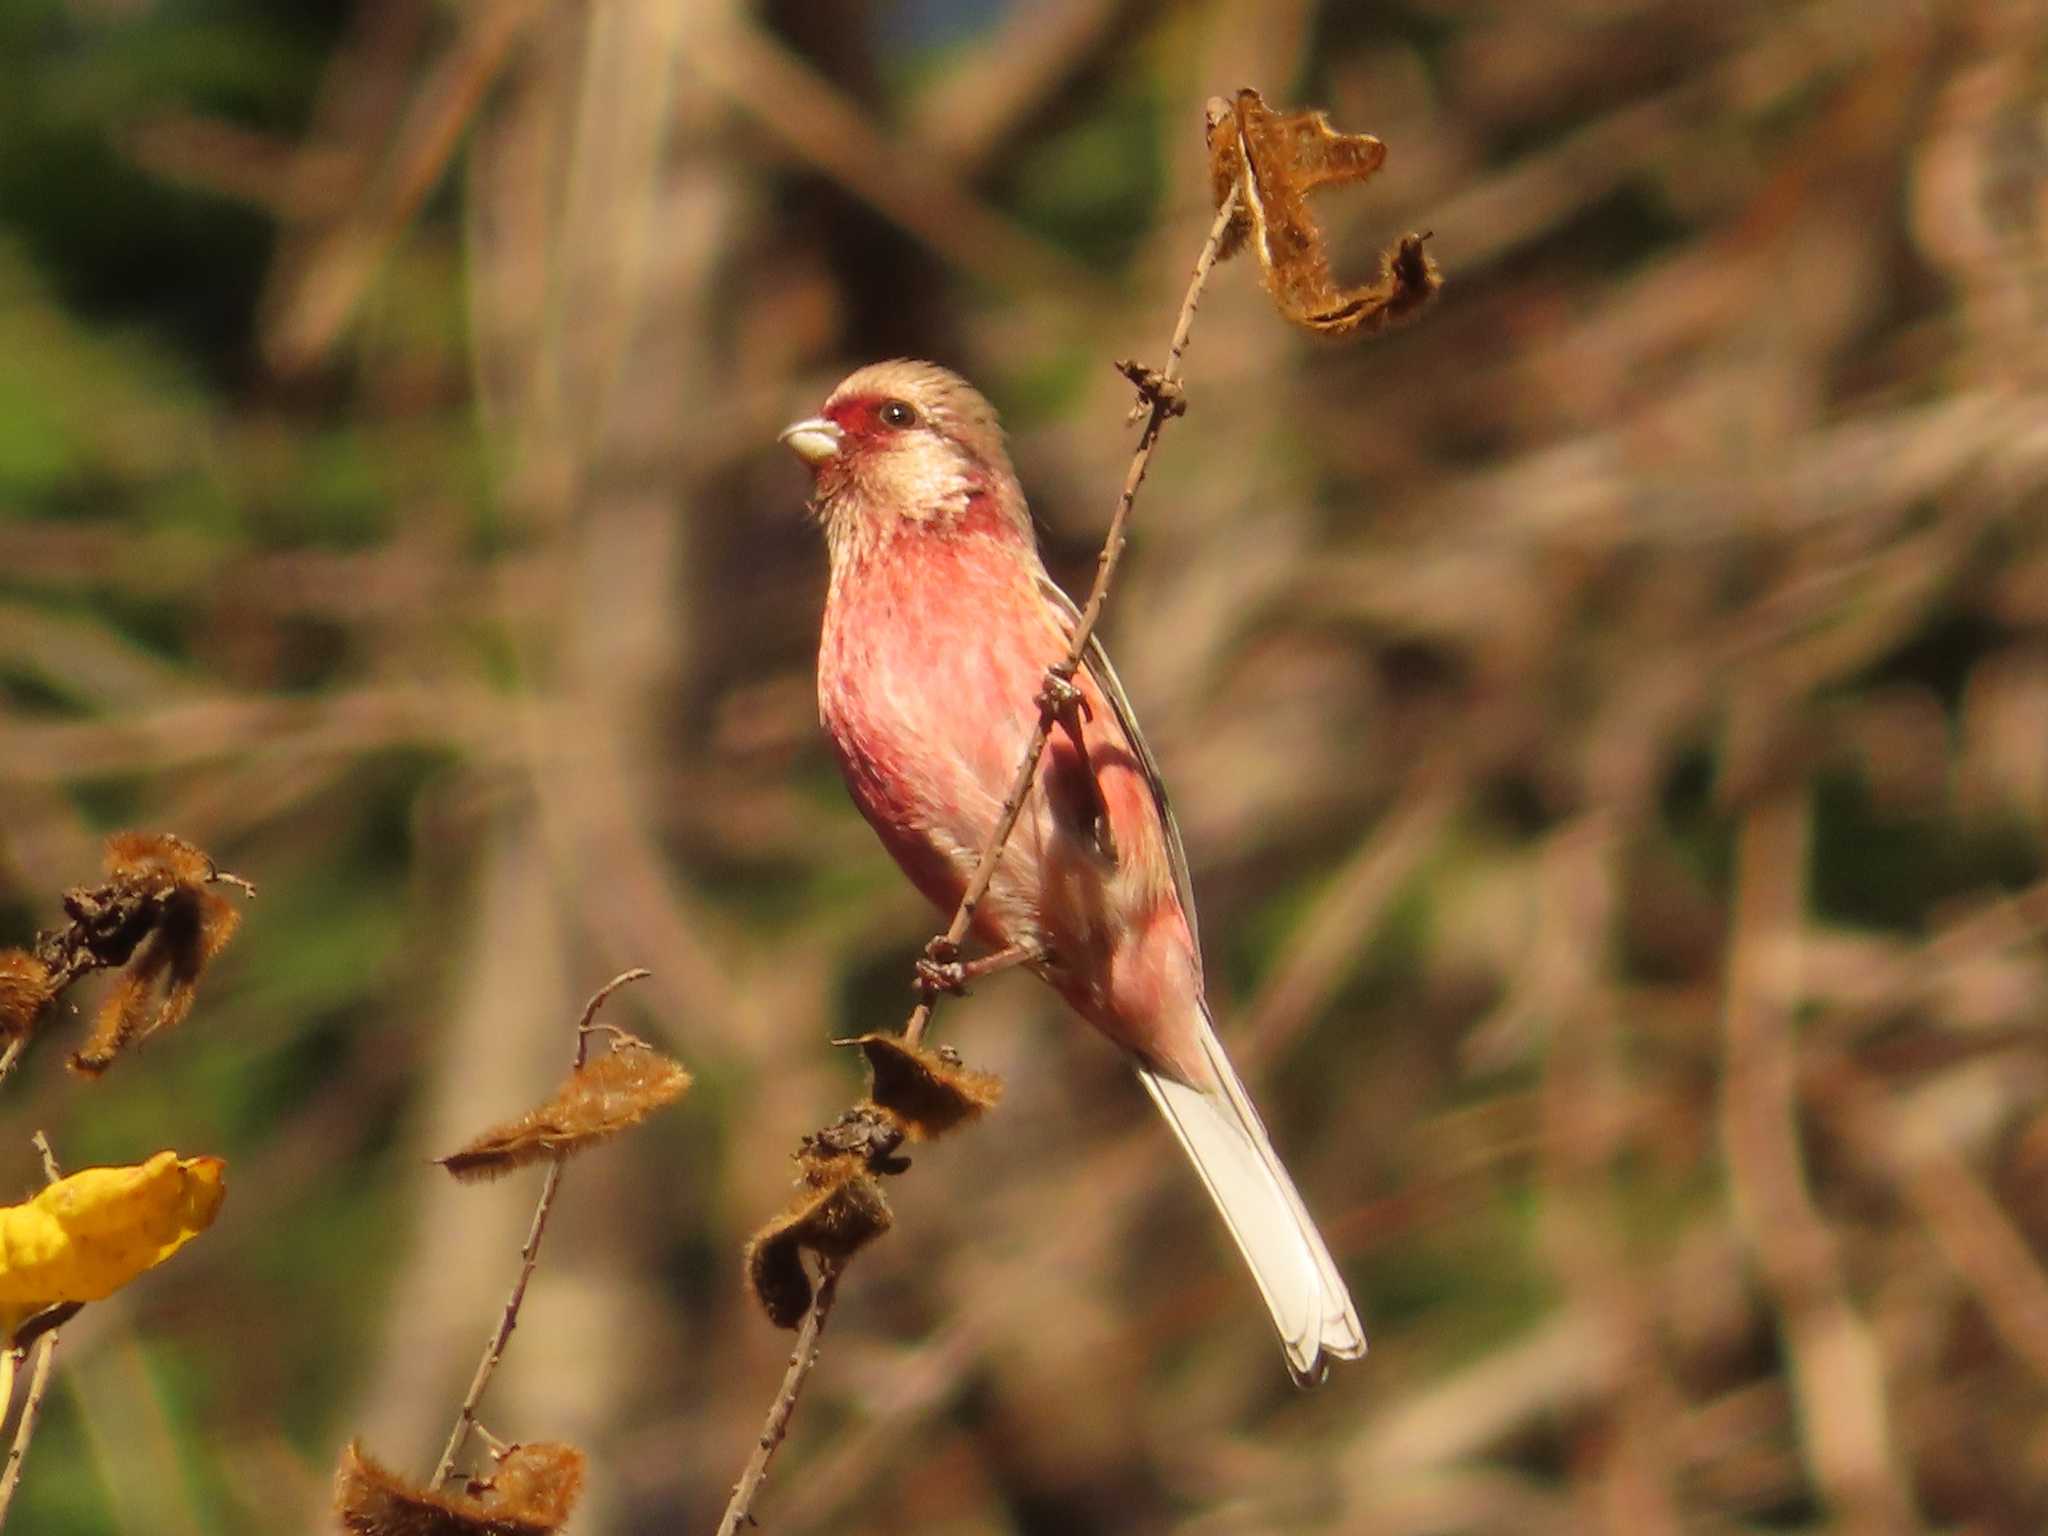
[1136,1007,1365,1384]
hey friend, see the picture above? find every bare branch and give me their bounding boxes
[902,188,1238,1049]
[0,1135,68,1532]
[713,188,1241,1534]
[713,1263,842,1536]
[428,968,651,1488]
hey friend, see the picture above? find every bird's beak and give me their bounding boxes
[779,417,843,467]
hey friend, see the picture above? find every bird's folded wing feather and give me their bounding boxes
[1037,575,1200,953]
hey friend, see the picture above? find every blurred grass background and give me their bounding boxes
[3,0,2048,1531]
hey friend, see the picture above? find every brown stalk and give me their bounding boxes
[903,185,1239,1050]
[1718,783,1917,1532]
[0,1135,67,1533]
[712,1263,842,1536]
[693,14,1114,313]
[1805,1048,2048,1383]
[1534,819,1685,1535]
[711,188,1241,1536]
[427,967,651,1489]
[265,0,547,371]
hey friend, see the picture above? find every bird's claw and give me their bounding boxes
[915,956,970,997]
[916,936,970,998]
[1036,671,1091,725]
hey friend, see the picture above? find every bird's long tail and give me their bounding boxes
[1136,1003,1365,1385]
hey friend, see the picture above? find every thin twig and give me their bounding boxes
[0,1135,68,1532]
[713,1263,842,1536]
[711,190,1242,1534]
[1719,786,1916,1532]
[902,187,1238,1049]
[0,1339,55,1534]
[0,1042,25,1097]
[428,967,651,1488]
[1806,1047,2048,1384]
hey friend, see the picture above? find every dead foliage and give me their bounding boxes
[1206,87,1440,337]
[839,1032,1003,1141]
[744,1165,893,1329]
[0,833,252,1078]
[437,1036,690,1182]
[333,1440,584,1536]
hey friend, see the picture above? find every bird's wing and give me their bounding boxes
[1037,575,1200,954]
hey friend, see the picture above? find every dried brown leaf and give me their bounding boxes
[843,1033,1003,1141]
[744,1167,893,1328]
[480,1443,585,1527]
[334,1440,584,1536]
[0,951,55,1039]
[438,1042,690,1182]
[1206,87,1440,337]
[746,1227,814,1331]
[70,889,241,1077]
[103,831,216,888]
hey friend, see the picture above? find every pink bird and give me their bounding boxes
[782,359,1364,1383]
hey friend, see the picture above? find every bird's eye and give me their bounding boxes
[878,400,918,429]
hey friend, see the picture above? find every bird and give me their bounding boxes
[781,359,1364,1384]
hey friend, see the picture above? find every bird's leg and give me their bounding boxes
[1037,669,1119,864]
[915,938,1048,998]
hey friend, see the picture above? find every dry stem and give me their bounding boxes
[902,186,1237,1049]
[712,188,1240,1535]
[428,967,651,1488]
[0,1135,68,1532]
[713,1262,842,1536]
[1719,787,1916,1531]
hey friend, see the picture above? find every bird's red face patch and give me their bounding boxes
[824,394,923,459]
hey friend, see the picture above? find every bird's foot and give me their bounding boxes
[1036,669,1091,725]
[915,954,970,998]
[914,938,1048,999]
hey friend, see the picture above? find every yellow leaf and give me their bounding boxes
[0,1152,227,1341]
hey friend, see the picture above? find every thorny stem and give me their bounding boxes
[902,186,1239,1049]
[428,968,651,1489]
[0,1136,67,1532]
[713,1263,842,1536]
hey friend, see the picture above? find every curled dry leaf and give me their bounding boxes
[0,951,55,1038]
[1206,87,1441,338]
[480,1442,586,1527]
[103,830,216,888]
[744,1167,893,1328]
[0,1151,227,1342]
[842,1032,1003,1141]
[71,887,241,1076]
[438,1040,690,1182]
[334,1440,585,1536]
[58,832,251,1077]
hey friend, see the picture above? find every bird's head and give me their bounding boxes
[780,360,1027,558]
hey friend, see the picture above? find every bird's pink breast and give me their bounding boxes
[818,509,1212,1085]
[819,517,1049,915]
